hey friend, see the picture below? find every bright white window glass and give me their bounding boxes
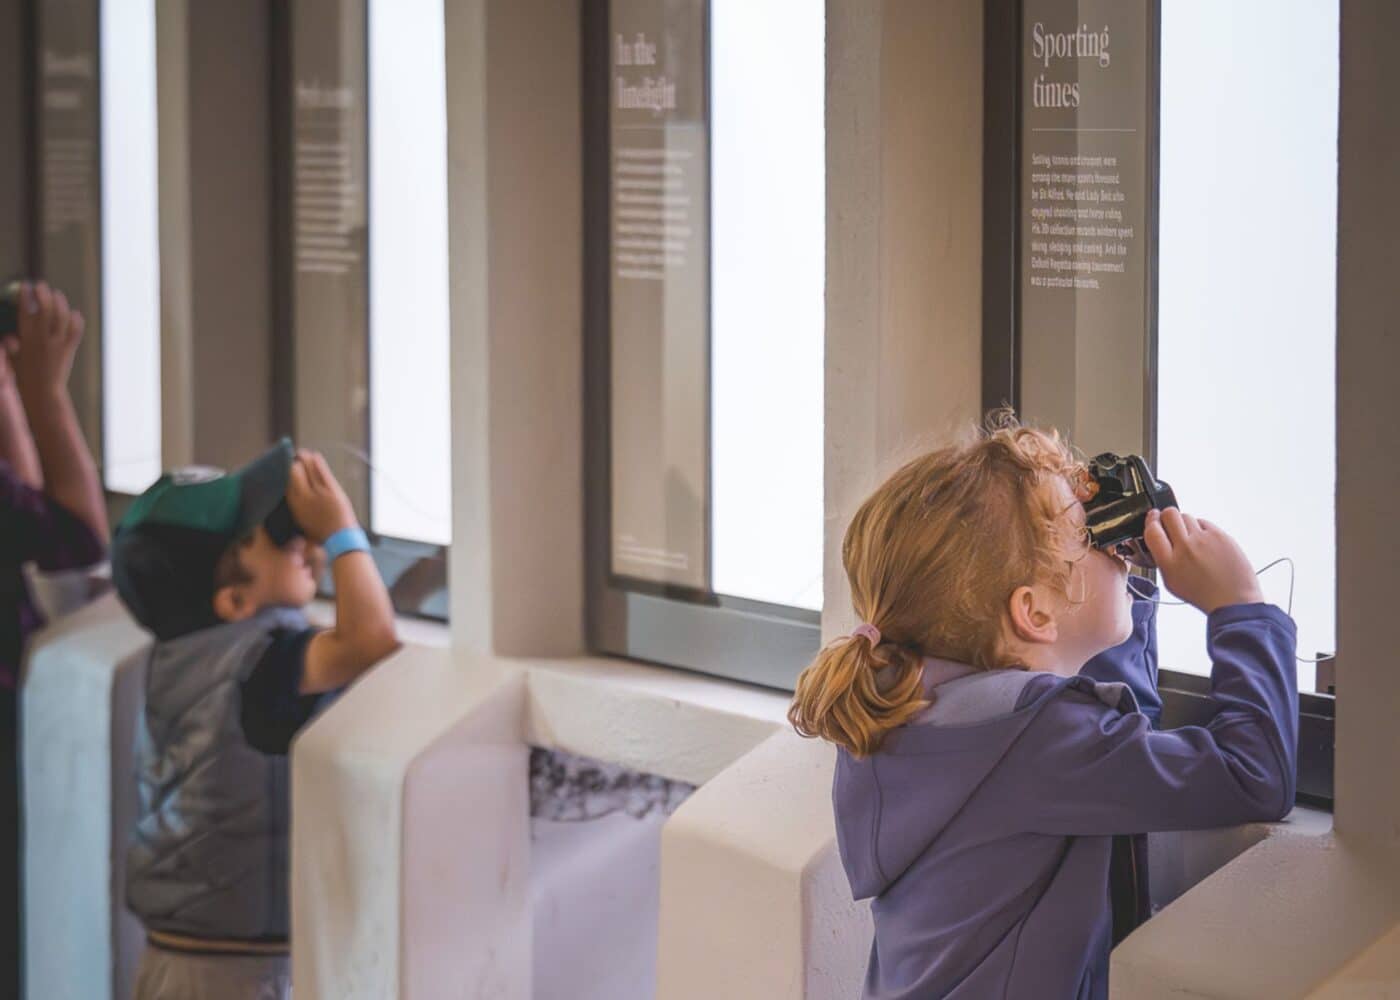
[1156,0,1337,689]
[367,0,452,545]
[710,0,824,610]
[100,0,161,494]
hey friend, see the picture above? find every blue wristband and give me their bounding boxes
[323,525,371,562]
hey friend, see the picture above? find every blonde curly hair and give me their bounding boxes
[788,410,1091,758]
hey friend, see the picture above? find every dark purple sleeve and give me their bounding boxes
[1005,603,1299,835]
[1079,578,1161,726]
[0,461,105,570]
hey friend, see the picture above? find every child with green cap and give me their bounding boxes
[110,440,399,999]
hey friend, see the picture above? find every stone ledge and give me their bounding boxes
[291,645,529,998]
[1149,806,1334,909]
[290,644,792,999]
[657,730,871,1000]
[22,593,149,1000]
[1113,833,1400,999]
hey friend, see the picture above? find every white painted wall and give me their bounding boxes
[823,0,986,642]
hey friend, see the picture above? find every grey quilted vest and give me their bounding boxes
[126,606,309,940]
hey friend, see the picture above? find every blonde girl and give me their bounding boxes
[791,414,1297,1000]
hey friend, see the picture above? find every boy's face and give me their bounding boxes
[213,526,324,622]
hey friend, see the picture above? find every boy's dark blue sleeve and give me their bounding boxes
[1080,577,1162,726]
[240,627,330,755]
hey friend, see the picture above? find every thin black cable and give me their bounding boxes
[1126,554,1334,664]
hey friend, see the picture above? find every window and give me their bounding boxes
[282,0,452,615]
[1155,0,1337,690]
[586,0,825,688]
[711,0,824,612]
[985,0,1336,802]
[367,0,452,547]
[31,0,105,472]
[99,0,161,495]
[78,0,452,617]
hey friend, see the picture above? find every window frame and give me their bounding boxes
[270,0,451,622]
[981,0,1335,807]
[90,0,449,624]
[27,0,106,477]
[581,0,821,691]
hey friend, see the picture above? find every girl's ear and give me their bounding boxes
[211,584,254,624]
[1006,584,1059,646]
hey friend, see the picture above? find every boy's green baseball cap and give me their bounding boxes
[111,439,295,638]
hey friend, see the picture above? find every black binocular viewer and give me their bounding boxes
[1083,453,1178,569]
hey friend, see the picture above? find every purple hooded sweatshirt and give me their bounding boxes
[832,582,1298,999]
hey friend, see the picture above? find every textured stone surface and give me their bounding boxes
[529,747,695,822]
[530,749,695,1000]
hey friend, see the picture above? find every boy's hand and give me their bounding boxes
[13,282,83,398]
[1143,508,1264,614]
[296,447,397,695]
[286,449,358,543]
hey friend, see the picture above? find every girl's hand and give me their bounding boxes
[13,282,84,398]
[1143,508,1264,614]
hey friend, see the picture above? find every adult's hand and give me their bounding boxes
[13,282,83,400]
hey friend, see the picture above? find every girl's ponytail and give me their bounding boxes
[788,629,927,759]
[789,411,1092,759]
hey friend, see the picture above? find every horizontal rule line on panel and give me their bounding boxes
[615,545,689,569]
[615,148,694,160]
[616,162,683,176]
[616,193,691,206]
[616,238,686,252]
[616,209,686,222]
[1029,127,1138,133]
[616,223,692,237]
[617,251,684,264]
[296,236,352,248]
[615,179,683,191]
[297,249,359,262]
